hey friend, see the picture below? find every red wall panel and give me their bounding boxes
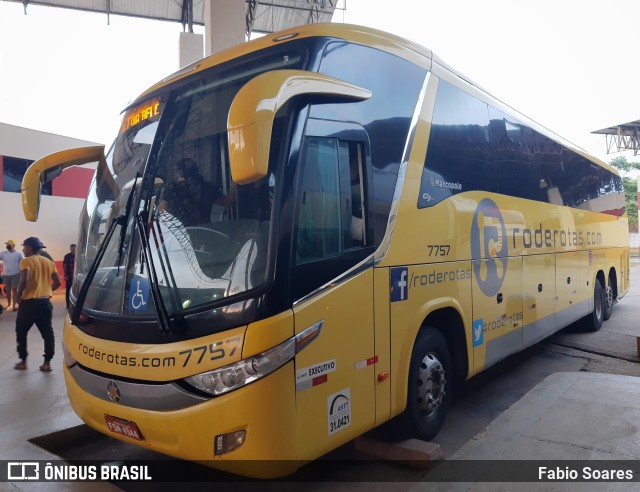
[52,167,94,198]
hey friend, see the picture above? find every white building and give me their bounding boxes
[0,122,99,271]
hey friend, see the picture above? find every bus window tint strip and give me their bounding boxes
[419,80,624,215]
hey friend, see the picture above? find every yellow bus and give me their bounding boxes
[23,23,630,478]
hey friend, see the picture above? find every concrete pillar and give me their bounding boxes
[179,32,204,68]
[204,0,246,56]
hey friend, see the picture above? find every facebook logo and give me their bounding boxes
[390,267,409,302]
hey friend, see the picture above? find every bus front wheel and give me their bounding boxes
[583,280,605,332]
[403,328,453,441]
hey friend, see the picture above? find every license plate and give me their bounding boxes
[104,415,143,441]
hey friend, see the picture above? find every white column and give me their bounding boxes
[204,0,246,56]
[179,32,204,68]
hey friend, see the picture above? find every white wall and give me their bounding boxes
[1,122,99,262]
[0,122,101,161]
[0,192,84,262]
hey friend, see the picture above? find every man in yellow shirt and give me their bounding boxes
[14,237,61,372]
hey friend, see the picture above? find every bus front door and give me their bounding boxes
[292,269,375,461]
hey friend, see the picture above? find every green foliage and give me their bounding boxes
[609,157,639,231]
[610,156,640,176]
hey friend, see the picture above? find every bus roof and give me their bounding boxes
[134,23,432,102]
[129,22,617,177]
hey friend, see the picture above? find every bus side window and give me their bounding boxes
[339,141,366,249]
[296,137,341,262]
[295,137,368,265]
[418,80,496,208]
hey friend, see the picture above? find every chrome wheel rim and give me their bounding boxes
[416,352,446,417]
[605,282,614,311]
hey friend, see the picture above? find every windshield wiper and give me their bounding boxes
[135,212,177,333]
[71,173,140,325]
[70,216,119,326]
[116,173,140,275]
[147,216,181,310]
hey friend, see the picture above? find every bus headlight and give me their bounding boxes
[184,339,295,396]
[62,340,78,368]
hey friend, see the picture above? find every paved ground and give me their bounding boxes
[0,290,119,491]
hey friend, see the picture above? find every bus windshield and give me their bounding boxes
[73,49,305,319]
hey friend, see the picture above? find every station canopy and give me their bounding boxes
[7,0,338,37]
[592,120,640,156]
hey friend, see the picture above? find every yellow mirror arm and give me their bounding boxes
[22,145,106,221]
[227,69,371,184]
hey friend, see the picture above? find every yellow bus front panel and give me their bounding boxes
[64,353,298,478]
[63,311,300,478]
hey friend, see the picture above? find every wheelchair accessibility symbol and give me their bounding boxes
[128,276,149,312]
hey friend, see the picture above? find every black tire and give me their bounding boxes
[402,328,453,441]
[603,275,614,321]
[583,280,605,332]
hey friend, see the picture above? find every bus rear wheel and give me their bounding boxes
[403,328,453,441]
[583,280,605,332]
[603,275,614,321]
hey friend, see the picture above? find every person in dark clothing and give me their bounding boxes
[160,158,216,226]
[14,237,61,372]
[159,158,236,226]
[63,244,76,309]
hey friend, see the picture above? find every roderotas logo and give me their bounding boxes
[470,198,508,297]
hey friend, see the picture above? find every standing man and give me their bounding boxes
[63,244,76,309]
[0,240,24,311]
[14,237,61,372]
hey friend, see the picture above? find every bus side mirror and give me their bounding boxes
[227,69,371,184]
[43,165,63,183]
[22,145,106,221]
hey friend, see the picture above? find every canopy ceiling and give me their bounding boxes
[592,120,640,156]
[6,0,338,36]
